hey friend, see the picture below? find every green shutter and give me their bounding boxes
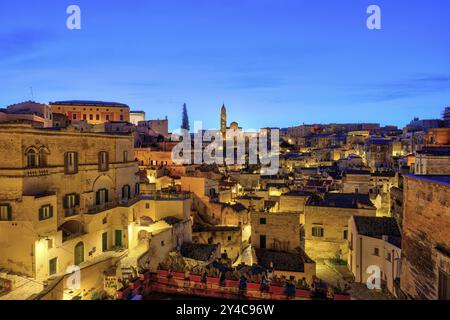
[38,207,43,221]
[49,206,54,218]
[105,152,109,170]
[8,206,12,221]
[105,189,109,203]
[122,186,125,199]
[75,194,80,206]
[63,195,68,209]
[96,191,100,205]
[98,152,102,171]
[74,152,79,174]
[64,153,69,174]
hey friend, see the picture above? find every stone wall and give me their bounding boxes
[251,212,301,252]
[400,175,450,299]
[304,205,376,261]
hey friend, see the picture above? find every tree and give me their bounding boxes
[181,103,190,131]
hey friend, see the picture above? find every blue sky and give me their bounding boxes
[0,0,449,130]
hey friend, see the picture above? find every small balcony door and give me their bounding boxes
[115,230,122,247]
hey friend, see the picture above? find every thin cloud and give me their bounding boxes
[353,74,450,102]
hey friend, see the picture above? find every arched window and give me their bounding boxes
[26,149,38,168]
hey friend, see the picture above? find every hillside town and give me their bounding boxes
[0,101,449,300]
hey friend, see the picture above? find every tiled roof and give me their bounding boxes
[353,216,401,248]
[307,193,375,209]
[282,190,314,197]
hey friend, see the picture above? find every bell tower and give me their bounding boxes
[220,103,227,136]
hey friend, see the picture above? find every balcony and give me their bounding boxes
[119,197,141,207]
[87,202,117,215]
[64,207,80,218]
[26,169,50,177]
[141,192,191,201]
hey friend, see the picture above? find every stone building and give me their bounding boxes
[400,175,450,300]
[1,101,53,128]
[251,211,316,284]
[348,216,402,296]
[342,169,371,194]
[49,100,130,124]
[414,147,450,175]
[0,122,196,299]
[0,123,139,281]
[192,225,242,261]
[304,193,377,261]
[365,138,393,170]
[251,212,301,253]
[130,111,145,126]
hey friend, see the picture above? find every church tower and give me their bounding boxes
[220,103,227,136]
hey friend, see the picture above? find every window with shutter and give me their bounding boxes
[99,152,109,172]
[39,205,53,221]
[65,152,78,174]
[0,205,11,221]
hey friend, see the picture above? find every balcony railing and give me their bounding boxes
[141,192,191,201]
[87,202,117,215]
[26,169,50,177]
[119,197,141,207]
[64,207,80,218]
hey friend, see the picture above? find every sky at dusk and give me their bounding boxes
[0,0,449,131]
